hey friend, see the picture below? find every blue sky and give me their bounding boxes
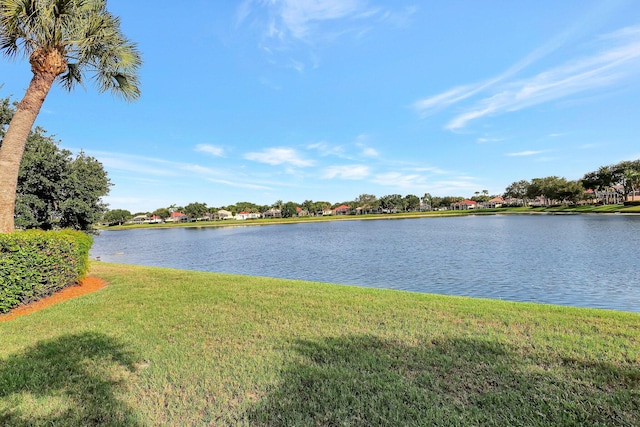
[2,0,640,213]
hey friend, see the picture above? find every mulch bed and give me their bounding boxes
[0,276,107,322]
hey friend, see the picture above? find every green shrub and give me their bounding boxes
[623,200,640,206]
[0,230,93,313]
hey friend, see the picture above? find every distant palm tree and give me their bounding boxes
[0,0,142,233]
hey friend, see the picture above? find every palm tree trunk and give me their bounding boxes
[0,71,57,233]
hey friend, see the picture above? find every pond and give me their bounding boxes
[90,214,640,312]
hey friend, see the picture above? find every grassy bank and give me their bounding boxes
[1,263,639,426]
[101,204,640,231]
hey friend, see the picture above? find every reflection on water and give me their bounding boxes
[91,215,640,312]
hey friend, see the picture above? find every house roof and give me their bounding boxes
[334,205,350,211]
[170,211,186,217]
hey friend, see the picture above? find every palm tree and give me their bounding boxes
[0,0,141,233]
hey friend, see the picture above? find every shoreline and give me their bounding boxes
[99,205,640,232]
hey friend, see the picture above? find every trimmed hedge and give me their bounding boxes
[0,230,93,314]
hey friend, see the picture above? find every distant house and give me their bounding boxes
[218,209,233,220]
[195,212,213,221]
[503,197,524,206]
[166,211,188,223]
[450,200,477,210]
[481,197,504,209]
[333,205,351,215]
[236,211,261,220]
[129,214,148,224]
[262,208,282,219]
[144,215,163,224]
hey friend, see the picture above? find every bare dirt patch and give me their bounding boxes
[0,276,107,322]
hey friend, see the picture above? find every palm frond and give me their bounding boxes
[0,0,141,98]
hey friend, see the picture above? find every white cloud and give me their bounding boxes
[195,144,225,157]
[244,147,314,167]
[88,150,227,180]
[361,147,379,157]
[307,141,346,157]
[414,25,640,131]
[411,166,447,175]
[268,0,375,41]
[355,135,379,157]
[446,26,640,130]
[207,178,273,191]
[90,151,181,177]
[239,0,391,46]
[413,84,480,118]
[371,172,427,188]
[322,164,370,180]
[506,150,544,157]
[477,137,504,143]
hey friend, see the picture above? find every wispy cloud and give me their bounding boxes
[354,135,379,157]
[89,151,182,177]
[207,178,273,191]
[370,172,427,188]
[477,137,504,144]
[322,164,370,180]
[361,146,379,157]
[414,25,640,131]
[244,147,314,167]
[307,141,346,157]
[255,0,379,41]
[506,150,545,157]
[237,0,407,49]
[195,144,225,157]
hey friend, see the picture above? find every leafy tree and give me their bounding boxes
[355,194,377,214]
[301,199,314,216]
[581,161,640,204]
[404,194,420,211]
[0,95,12,137]
[0,0,142,233]
[438,196,464,208]
[556,180,584,205]
[152,207,170,220]
[103,209,132,226]
[14,126,111,231]
[527,176,584,206]
[58,150,111,230]
[235,201,259,213]
[281,201,298,218]
[184,202,208,219]
[504,180,530,205]
[471,190,491,203]
[379,194,404,212]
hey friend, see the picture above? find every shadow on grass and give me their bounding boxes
[248,335,639,426]
[0,332,140,426]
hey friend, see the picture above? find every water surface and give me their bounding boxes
[90,215,640,312]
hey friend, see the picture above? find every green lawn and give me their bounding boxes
[1,263,639,426]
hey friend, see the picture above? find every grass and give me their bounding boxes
[1,263,639,426]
